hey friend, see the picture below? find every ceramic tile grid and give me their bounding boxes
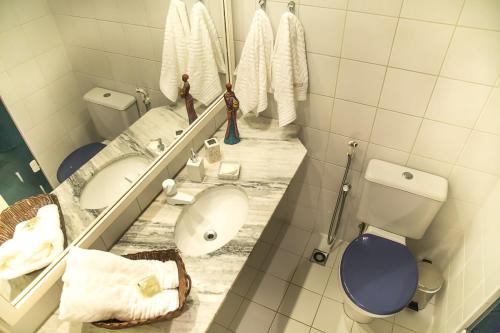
[231,0,500,274]
[209,221,435,333]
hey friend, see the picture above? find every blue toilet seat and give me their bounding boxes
[340,234,418,316]
[57,143,106,183]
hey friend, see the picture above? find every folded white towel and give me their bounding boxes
[271,11,308,127]
[159,0,191,103]
[187,1,227,106]
[0,204,64,280]
[59,247,179,322]
[234,8,274,115]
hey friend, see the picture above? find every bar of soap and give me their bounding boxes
[137,275,162,298]
[218,161,240,180]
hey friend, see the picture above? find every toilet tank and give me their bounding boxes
[357,159,448,239]
[84,88,139,140]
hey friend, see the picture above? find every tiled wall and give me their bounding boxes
[0,0,98,186]
[432,178,500,333]
[48,0,226,113]
[232,0,500,269]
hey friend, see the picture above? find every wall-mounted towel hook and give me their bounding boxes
[288,1,295,13]
[258,0,265,8]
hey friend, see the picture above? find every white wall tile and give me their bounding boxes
[23,16,62,56]
[363,143,409,170]
[116,0,149,26]
[336,59,386,106]
[299,127,329,160]
[326,133,368,171]
[412,120,470,163]
[307,53,338,97]
[441,27,500,85]
[448,166,498,204]
[296,94,334,131]
[0,27,34,70]
[11,0,49,24]
[8,60,46,97]
[459,131,500,175]
[401,0,464,24]
[299,6,345,56]
[348,0,403,16]
[475,88,500,135]
[341,12,397,65]
[0,1,19,34]
[24,88,57,124]
[370,109,421,152]
[98,21,128,55]
[426,78,491,128]
[406,155,453,178]
[123,24,155,60]
[459,0,500,31]
[379,68,436,117]
[145,0,169,29]
[36,46,72,82]
[390,19,454,74]
[331,99,376,141]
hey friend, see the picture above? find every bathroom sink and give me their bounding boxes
[174,186,248,256]
[79,156,150,210]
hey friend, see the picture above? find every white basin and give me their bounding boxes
[79,156,149,210]
[174,186,248,256]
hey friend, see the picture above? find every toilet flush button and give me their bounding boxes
[402,171,414,180]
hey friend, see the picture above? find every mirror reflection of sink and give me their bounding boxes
[174,186,249,256]
[79,156,150,210]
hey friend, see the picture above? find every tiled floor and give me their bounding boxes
[208,220,435,333]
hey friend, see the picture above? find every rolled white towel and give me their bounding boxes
[59,248,180,322]
[0,204,64,280]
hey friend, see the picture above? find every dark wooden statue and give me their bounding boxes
[223,83,240,145]
[181,74,197,125]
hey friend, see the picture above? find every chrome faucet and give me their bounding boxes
[162,179,195,205]
[136,88,151,112]
[151,138,165,152]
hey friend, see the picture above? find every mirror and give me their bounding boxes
[0,0,228,305]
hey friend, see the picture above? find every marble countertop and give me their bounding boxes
[38,116,306,333]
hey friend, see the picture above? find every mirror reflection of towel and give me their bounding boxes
[160,0,191,103]
[0,204,64,280]
[187,1,227,106]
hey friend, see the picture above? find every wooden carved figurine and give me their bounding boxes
[181,74,198,125]
[224,83,240,145]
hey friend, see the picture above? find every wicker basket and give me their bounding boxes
[92,249,192,330]
[0,194,67,247]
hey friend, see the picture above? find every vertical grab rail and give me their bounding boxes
[327,141,358,246]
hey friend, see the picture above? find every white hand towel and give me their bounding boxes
[59,247,179,322]
[159,0,191,103]
[234,8,274,115]
[271,11,308,127]
[0,204,64,280]
[187,1,227,106]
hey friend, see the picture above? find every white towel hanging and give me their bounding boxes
[159,0,190,103]
[234,8,274,115]
[271,10,308,127]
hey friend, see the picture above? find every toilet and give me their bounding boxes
[57,88,139,183]
[339,159,448,323]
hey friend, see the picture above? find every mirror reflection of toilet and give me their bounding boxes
[339,159,448,323]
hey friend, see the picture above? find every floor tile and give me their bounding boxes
[207,322,229,333]
[395,305,434,333]
[229,300,276,333]
[351,318,393,333]
[262,247,301,281]
[313,297,353,333]
[269,313,311,333]
[231,265,259,297]
[278,285,322,325]
[214,292,244,327]
[275,224,312,255]
[246,241,272,269]
[323,267,343,302]
[292,258,332,294]
[303,233,337,267]
[392,325,416,333]
[247,272,289,310]
[332,242,348,269]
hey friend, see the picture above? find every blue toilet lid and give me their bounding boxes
[340,234,418,315]
[57,143,106,183]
